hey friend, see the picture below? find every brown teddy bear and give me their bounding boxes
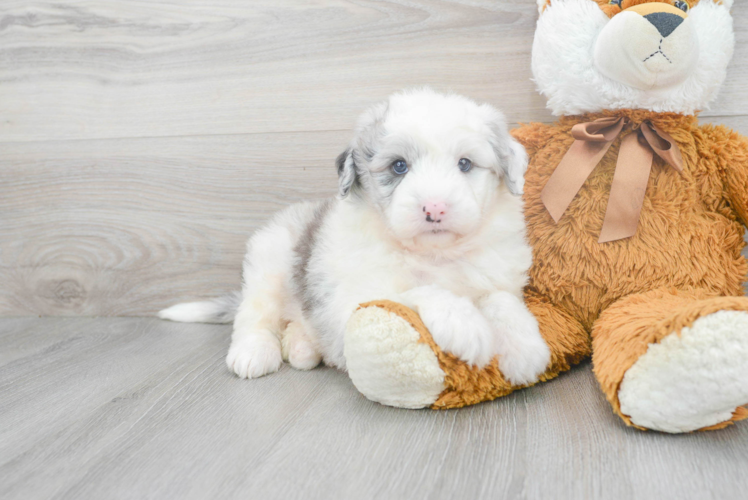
[343,0,748,433]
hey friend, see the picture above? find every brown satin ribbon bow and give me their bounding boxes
[540,117,684,243]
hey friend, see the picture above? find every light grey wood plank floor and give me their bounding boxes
[2,317,747,500]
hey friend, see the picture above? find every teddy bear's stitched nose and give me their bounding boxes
[644,12,684,38]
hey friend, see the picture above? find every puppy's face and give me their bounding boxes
[337,89,527,249]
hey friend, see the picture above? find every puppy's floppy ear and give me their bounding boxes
[337,98,388,198]
[336,148,357,198]
[499,138,529,196]
[482,103,529,196]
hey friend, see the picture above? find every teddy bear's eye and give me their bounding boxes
[608,0,623,7]
[674,0,689,12]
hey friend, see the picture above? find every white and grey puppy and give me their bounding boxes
[160,88,551,385]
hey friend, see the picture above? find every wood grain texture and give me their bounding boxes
[2,0,748,316]
[1,317,747,500]
[3,3,748,497]
[0,0,538,142]
[0,131,342,315]
[1,0,746,143]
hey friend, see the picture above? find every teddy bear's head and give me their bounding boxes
[532,0,734,115]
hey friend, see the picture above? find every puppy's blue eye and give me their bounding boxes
[609,0,622,6]
[458,158,472,173]
[674,0,689,12]
[392,160,408,175]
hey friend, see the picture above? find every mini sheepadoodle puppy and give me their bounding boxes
[160,88,551,385]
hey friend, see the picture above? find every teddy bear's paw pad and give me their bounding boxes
[619,310,748,433]
[344,305,445,409]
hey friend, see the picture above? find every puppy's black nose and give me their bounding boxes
[644,12,684,38]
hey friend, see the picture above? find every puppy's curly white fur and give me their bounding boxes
[159,88,550,385]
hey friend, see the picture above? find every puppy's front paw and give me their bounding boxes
[480,292,551,386]
[226,334,283,379]
[403,286,496,368]
[498,337,550,386]
[497,318,550,386]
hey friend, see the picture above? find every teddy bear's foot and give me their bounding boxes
[618,310,748,433]
[344,301,445,408]
[346,297,591,409]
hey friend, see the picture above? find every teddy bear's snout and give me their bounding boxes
[643,12,684,39]
[592,2,697,92]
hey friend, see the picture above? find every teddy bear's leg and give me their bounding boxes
[344,300,446,409]
[592,288,748,433]
[523,291,592,381]
[344,294,590,409]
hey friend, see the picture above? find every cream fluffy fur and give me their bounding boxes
[161,89,551,386]
[619,310,748,433]
[345,305,445,409]
[532,0,734,115]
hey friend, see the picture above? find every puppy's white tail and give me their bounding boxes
[158,291,242,324]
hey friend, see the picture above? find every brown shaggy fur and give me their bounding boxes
[591,288,748,429]
[520,110,747,333]
[359,109,748,431]
[517,110,748,429]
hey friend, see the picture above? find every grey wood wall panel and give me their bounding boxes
[1,1,746,143]
[0,0,542,142]
[2,0,748,316]
[1,131,343,316]
[1,317,747,500]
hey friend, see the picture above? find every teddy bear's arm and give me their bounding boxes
[706,124,748,227]
[511,122,557,158]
